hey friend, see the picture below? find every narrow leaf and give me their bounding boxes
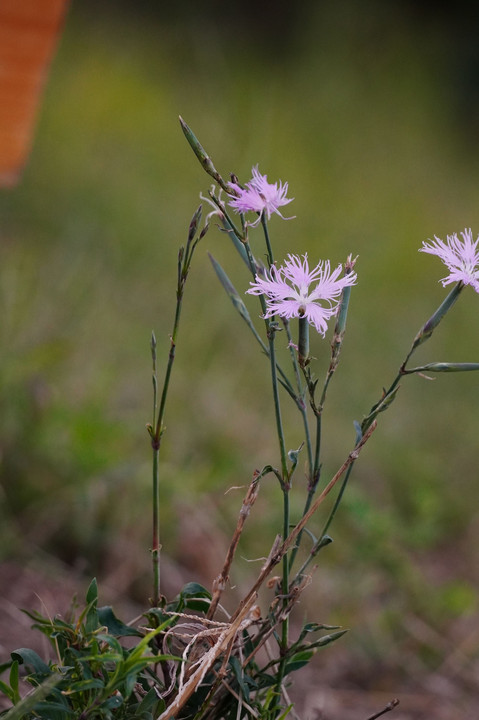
[208,253,296,401]
[9,661,19,704]
[284,649,314,674]
[86,577,98,605]
[209,253,252,324]
[406,362,479,374]
[0,679,15,703]
[2,674,61,720]
[312,629,348,648]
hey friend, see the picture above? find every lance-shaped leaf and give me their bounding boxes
[2,674,62,720]
[206,189,255,271]
[219,208,252,269]
[209,253,261,330]
[309,628,348,649]
[208,253,296,401]
[405,361,479,374]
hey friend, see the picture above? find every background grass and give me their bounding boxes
[1,0,479,710]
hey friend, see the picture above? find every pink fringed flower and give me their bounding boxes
[420,228,479,293]
[247,254,357,336]
[228,166,294,226]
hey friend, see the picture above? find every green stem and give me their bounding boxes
[151,447,161,606]
[362,282,464,434]
[293,461,355,583]
[149,206,204,606]
[298,316,310,367]
[151,286,183,606]
[267,327,289,484]
[283,318,313,477]
[261,213,274,267]
[259,215,291,709]
[292,266,356,568]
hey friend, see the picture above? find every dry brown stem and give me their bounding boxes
[208,474,260,619]
[365,697,400,720]
[156,594,258,720]
[231,421,377,623]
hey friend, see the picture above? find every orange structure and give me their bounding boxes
[0,0,69,186]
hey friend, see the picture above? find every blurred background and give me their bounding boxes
[1,0,479,717]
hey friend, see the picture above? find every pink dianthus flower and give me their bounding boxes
[247,254,357,336]
[228,165,294,226]
[420,228,479,293]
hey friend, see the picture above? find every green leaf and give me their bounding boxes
[293,622,341,648]
[179,581,211,598]
[11,648,50,676]
[406,361,479,374]
[95,632,124,654]
[284,649,314,674]
[209,254,252,323]
[84,578,99,634]
[218,214,251,268]
[229,656,250,701]
[86,577,98,605]
[97,606,143,637]
[9,661,19,704]
[2,674,62,720]
[124,670,138,698]
[76,651,123,664]
[0,661,13,675]
[0,679,15,703]
[310,629,348,648]
[208,253,278,357]
[104,694,124,709]
[34,701,76,717]
[276,704,294,720]
[254,673,277,689]
[137,687,164,714]
[63,678,105,693]
[178,582,212,613]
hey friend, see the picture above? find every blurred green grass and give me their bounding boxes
[1,0,479,690]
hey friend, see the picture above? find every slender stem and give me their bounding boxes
[261,213,274,267]
[259,214,292,709]
[294,283,464,583]
[151,333,160,606]
[318,461,354,541]
[283,318,313,476]
[291,264,356,569]
[155,299,182,442]
[267,326,289,484]
[362,282,464,434]
[151,447,161,606]
[151,276,184,607]
[229,421,377,624]
[149,206,204,606]
[293,461,355,583]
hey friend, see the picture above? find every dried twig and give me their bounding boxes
[366,698,400,720]
[230,421,377,624]
[156,594,257,720]
[208,475,260,619]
